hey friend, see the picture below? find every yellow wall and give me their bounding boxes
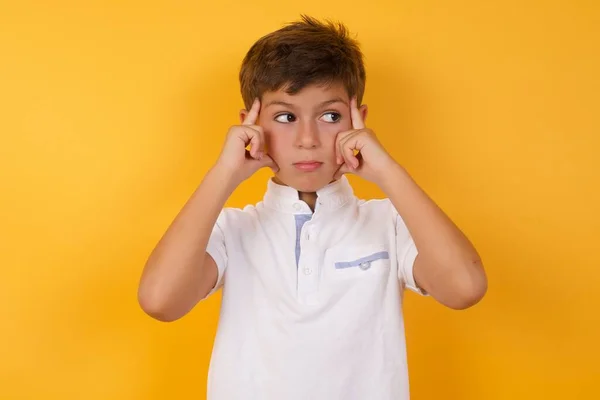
[2,1,598,399]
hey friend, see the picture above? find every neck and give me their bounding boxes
[272,176,319,210]
[299,191,317,212]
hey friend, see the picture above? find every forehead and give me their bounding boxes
[262,81,349,109]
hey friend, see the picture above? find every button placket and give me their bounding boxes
[297,222,319,304]
[306,224,316,241]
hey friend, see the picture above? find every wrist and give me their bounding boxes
[209,163,243,192]
[378,161,411,194]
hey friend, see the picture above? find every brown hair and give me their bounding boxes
[239,15,366,110]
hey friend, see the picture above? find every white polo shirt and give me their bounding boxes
[204,175,425,400]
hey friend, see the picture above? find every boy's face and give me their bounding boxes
[240,82,367,193]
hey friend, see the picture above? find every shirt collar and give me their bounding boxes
[263,175,355,214]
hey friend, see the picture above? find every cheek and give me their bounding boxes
[320,123,346,146]
[263,130,291,157]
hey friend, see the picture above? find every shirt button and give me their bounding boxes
[293,203,302,211]
[359,261,371,270]
[303,268,312,275]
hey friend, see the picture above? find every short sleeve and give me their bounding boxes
[395,212,427,295]
[203,211,228,299]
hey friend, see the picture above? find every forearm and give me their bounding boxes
[380,162,487,308]
[138,165,237,319]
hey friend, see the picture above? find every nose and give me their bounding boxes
[294,120,320,149]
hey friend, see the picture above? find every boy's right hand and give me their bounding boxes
[215,98,278,184]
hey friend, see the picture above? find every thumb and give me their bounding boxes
[333,162,352,180]
[258,154,279,173]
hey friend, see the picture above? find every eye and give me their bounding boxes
[274,113,296,123]
[321,112,341,123]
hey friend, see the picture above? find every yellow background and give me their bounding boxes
[1,1,599,399]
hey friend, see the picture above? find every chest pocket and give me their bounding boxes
[324,243,392,281]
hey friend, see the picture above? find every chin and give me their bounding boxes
[275,170,335,193]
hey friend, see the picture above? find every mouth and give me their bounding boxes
[293,160,323,172]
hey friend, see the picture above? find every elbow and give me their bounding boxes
[137,284,184,323]
[444,260,488,310]
[445,283,487,310]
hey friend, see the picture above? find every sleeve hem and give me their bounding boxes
[401,242,428,296]
[202,222,227,300]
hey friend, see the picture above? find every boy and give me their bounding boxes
[138,15,487,400]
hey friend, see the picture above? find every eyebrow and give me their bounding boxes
[264,97,348,109]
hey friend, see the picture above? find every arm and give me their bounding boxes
[138,98,276,322]
[380,163,487,309]
[138,166,237,322]
[334,97,487,310]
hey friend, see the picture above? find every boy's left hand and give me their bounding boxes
[334,97,397,185]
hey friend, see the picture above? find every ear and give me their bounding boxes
[239,109,262,125]
[359,103,368,122]
[239,109,248,124]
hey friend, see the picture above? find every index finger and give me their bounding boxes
[243,98,261,125]
[350,96,365,130]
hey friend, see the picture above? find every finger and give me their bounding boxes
[248,153,278,174]
[242,126,263,159]
[243,98,261,126]
[333,161,352,180]
[253,126,267,158]
[350,97,365,130]
[259,154,279,173]
[342,142,358,169]
[339,132,360,169]
[335,130,356,164]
